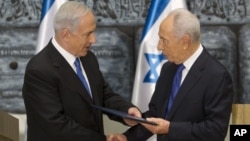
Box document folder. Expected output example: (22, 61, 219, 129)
(92, 105, 158, 126)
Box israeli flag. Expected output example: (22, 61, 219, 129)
(132, 1, 187, 140)
(36, 0, 67, 53)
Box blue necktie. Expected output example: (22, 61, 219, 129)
(165, 64, 185, 118)
(74, 58, 92, 98)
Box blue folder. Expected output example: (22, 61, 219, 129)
(91, 105, 158, 126)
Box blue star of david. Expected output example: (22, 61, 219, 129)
(144, 53, 166, 83)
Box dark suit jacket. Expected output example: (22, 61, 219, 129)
(22, 41, 134, 141)
(124, 48, 234, 141)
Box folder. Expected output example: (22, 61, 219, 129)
(92, 105, 158, 126)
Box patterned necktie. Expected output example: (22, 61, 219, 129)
(74, 58, 92, 98)
(165, 64, 185, 118)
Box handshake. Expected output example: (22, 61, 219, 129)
(106, 134, 127, 141)
(99, 106, 170, 141)
(105, 116, 169, 141)
(95, 107, 170, 141)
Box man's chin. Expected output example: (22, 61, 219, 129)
(82, 52, 88, 56)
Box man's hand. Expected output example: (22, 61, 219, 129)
(107, 134, 127, 141)
(141, 117, 170, 134)
(123, 107, 141, 126)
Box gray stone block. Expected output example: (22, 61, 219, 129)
(239, 24, 250, 103)
(0, 0, 149, 27)
(0, 28, 37, 113)
(90, 28, 134, 100)
(0, 0, 41, 27)
(188, 0, 250, 24)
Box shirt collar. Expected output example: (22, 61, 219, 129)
(183, 44, 203, 70)
(52, 37, 76, 68)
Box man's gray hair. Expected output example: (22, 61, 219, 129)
(54, 1, 91, 33)
(171, 8, 200, 43)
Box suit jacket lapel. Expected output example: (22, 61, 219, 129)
(167, 49, 208, 119)
(79, 56, 101, 104)
(47, 42, 93, 104)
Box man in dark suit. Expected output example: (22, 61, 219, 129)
(110, 8, 234, 141)
(22, 1, 141, 141)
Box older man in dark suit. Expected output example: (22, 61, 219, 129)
(110, 8, 234, 141)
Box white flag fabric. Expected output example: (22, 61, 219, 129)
(132, 0, 187, 140)
(36, 0, 67, 53)
(24, 1, 67, 140)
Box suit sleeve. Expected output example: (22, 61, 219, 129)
(86, 51, 136, 123)
(123, 63, 172, 140)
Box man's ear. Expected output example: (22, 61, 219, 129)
(61, 28, 70, 41)
(182, 34, 191, 50)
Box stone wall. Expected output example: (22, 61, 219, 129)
(0, 0, 249, 113)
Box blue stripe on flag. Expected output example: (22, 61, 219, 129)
(141, 0, 170, 40)
(40, 0, 55, 22)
